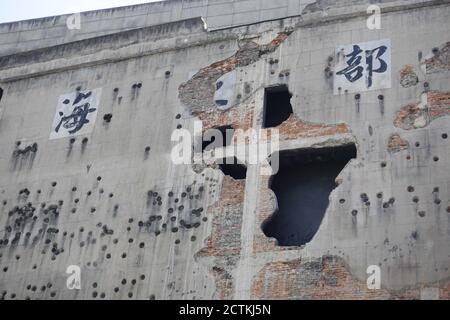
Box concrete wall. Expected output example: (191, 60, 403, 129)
(0, 0, 434, 56)
(0, 0, 449, 300)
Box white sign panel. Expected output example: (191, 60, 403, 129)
(214, 71, 236, 111)
(50, 88, 102, 140)
(334, 39, 391, 94)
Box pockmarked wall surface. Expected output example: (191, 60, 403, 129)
(0, 0, 449, 300)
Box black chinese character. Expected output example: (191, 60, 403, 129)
(365, 45, 387, 88)
(336, 45, 364, 83)
(55, 91, 96, 134)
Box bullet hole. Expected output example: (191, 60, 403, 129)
(262, 85, 293, 128)
(442, 133, 448, 139)
(87, 191, 92, 196)
(92, 292, 98, 298)
(121, 253, 127, 259)
(406, 155, 411, 160)
(418, 211, 426, 217)
(139, 242, 145, 248)
(411, 231, 419, 240)
(90, 207, 96, 213)
(103, 114, 112, 123)
(191, 236, 196, 242)
(433, 156, 439, 162)
(376, 192, 383, 199)
(93, 282, 98, 288)
(412, 196, 419, 203)
(97, 176, 102, 181)
(354, 93, 360, 100)
(435, 198, 441, 205)
(389, 197, 395, 204)
(113, 88, 119, 93)
(378, 95, 384, 100)
(99, 188, 104, 194)
(128, 292, 133, 298)
(69, 138, 76, 144)
(171, 227, 179, 233)
(175, 114, 181, 119)
(0, 87, 3, 102)
(415, 142, 420, 147)
(131, 279, 137, 285)
(218, 157, 247, 180)
(165, 70, 171, 77)
(339, 199, 345, 204)
(80, 227, 84, 232)
(262, 144, 357, 246)
(51, 182, 57, 187)
(446, 206, 450, 213)
(202, 217, 208, 222)
(175, 239, 180, 244)
(140, 275, 145, 280)
(432, 47, 439, 54)
(360, 193, 369, 202)
(128, 238, 133, 243)
(80, 241, 85, 247)
(177, 124, 182, 129)
(407, 186, 415, 192)
(380, 161, 387, 168)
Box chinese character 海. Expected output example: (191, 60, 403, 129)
(55, 91, 96, 135)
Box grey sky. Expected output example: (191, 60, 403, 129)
(0, 0, 162, 23)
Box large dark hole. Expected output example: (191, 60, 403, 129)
(202, 125, 234, 152)
(218, 157, 247, 180)
(262, 144, 357, 246)
(263, 85, 293, 128)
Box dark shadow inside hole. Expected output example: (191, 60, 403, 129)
(218, 157, 247, 180)
(262, 144, 357, 246)
(202, 125, 234, 152)
(263, 85, 293, 128)
(0, 87, 3, 103)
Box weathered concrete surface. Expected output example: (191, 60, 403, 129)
(0, 0, 450, 300)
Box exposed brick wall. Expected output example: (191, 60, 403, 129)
(274, 114, 350, 141)
(251, 255, 450, 299)
(424, 42, 450, 73)
(387, 133, 409, 153)
(399, 64, 419, 87)
(394, 91, 450, 129)
(196, 176, 245, 299)
(178, 31, 292, 115)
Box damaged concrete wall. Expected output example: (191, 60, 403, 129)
(0, 0, 449, 300)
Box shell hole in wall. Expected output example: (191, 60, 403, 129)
(262, 143, 357, 247)
(262, 85, 293, 128)
(218, 157, 247, 180)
